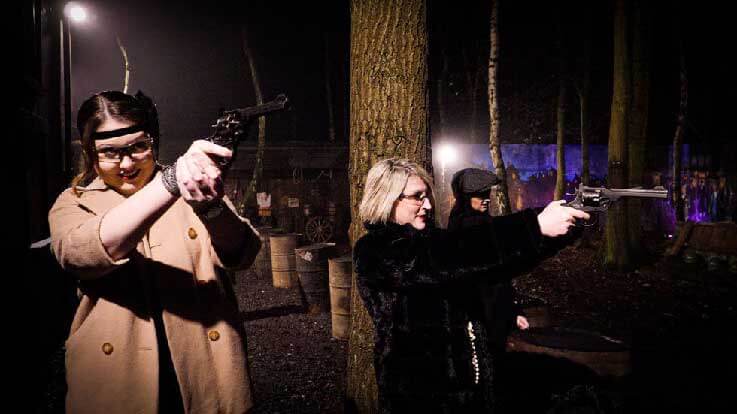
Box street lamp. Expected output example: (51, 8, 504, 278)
(61, 2, 87, 179)
(437, 144, 457, 187)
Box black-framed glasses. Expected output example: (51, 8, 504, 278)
(399, 192, 430, 205)
(96, 136, 154, 163)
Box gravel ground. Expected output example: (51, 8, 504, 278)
(233, 267, 348, 414)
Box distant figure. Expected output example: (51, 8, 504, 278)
(354, 158, 588, 413)
(448, 168, 532, 409)
(49, 91, 261, 413)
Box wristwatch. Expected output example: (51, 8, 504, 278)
(197, 200, 225, 221)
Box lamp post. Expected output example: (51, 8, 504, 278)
(61, 2, 87, 179)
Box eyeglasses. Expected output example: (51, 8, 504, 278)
(96, 137, 154, 163)
(399, 192, 430, 205)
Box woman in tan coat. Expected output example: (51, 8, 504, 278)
(49, 91, 261, 413)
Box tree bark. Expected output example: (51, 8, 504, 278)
(627, 0, 650, 253)
(488, 0, 511, 215)
(346, 1, 429, 412)
(604, 0, 631, 269)
(240, 27, 266, 212)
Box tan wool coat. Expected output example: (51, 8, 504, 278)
(49, 177, 261, 414)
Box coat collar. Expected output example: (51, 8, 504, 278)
(364, 221, 427, 239)
(74, 176, 127, 215)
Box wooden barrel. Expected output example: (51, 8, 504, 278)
(329, 255, 352, 340)
(506, 327, 631, 378)
(295, 244, 335, 314)
(270, 233, 299, 288)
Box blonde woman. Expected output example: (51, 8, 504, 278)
(354, 158, 587, 413)
(49, 91, 260, 413)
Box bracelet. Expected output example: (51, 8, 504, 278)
(161, 163, 180, 196)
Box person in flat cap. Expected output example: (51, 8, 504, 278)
(449, 168, 501, 219)
(448, 167, 531, 410)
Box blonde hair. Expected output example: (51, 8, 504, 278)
(359, 158, 435, 224)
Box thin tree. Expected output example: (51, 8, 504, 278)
(488, 0, 511, 214)
(672, 16, 688, 222)
(116, 36, 131, 94)
(325, 33, 336, 142)
(627, 0, 650, 253)
(604, 0, 631, 269)
(346, 1, 430, 412)
(554, 13, 568, 201)
(240, 26, 267, 213)
(578, 6, 592, 186)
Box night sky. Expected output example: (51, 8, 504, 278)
(67, 0, 732, 167)
(70, 0, 349, 163)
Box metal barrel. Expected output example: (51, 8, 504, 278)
(328, 255, 353, 340)
(295, 243, 335, 314)
(270, 233, 299, 288)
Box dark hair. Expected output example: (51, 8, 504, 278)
(72, 90, 160, 195)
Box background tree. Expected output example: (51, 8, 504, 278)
(672, 13, 688, 223)
(325, 33, 337, 143)
(604, 0, 631, 269)
(554, 11, 568, 201)
(240, 26, 267, 212)
(488, 0, 511, 214)
(116, 36, 131, 94)
(627, 0, 650, 254)
(577, 5, 592, 186)
(346, 0, 430, 412)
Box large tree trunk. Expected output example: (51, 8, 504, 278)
(241, 27, 266, 211)
(554, 19, 567, 201)
(627, 0, 650, 254)
(346, 1, 429, 412)
(488, 0, 511, 215)
(604, 0, 631, 269)
(672, 25, 687, 223)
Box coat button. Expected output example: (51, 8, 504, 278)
(102, 342, 114, 355)
(208, 330, 220, 341)
(188, 228, 198, 239)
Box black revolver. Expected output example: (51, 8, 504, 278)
(562, 184, 668, 213)
(207, 94, 289, 169)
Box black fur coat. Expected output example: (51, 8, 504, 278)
(354, 209, 545, 413)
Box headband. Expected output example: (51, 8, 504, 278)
(92, 124, 146, 140)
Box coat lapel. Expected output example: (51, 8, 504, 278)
(75, 177, 126, 215)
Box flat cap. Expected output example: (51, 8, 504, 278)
(451, 168, 500, 197)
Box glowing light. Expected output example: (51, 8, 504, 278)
(65, 3, 88, 23)
(437, 145, 457, 165)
